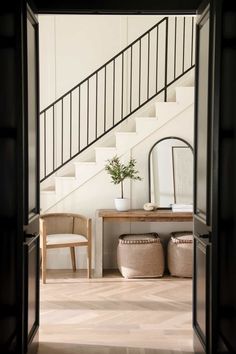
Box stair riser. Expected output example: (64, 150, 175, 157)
(155, 102, 193, 119)
(135, 119, 159, 133)
(55, 179, 78, 198)
(176, 87, 194, 104)
(95, 148, 117, 163)
(115, 134, 139, 151)
(75, 164, 102, 185)
(40, 194, 58, 212)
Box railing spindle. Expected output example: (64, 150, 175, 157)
(147, 32, 150, 99)
(121, 52, 124, 120)
(70, 92, 72, 158)
(95, 73, 98, 139)
(191, 17, 194, 66)
(139, 39, 142, 105)
(164, 18, 169, 102)
(182, 17, 186, 73)
(78, 86, 80, 152)
(44, 111, 46, 178)
(61, 99, 63, 164)
(52, 105, 55, 171)
(156, 27, 159, 93)
(174, 17, 177, 80)
(113, 60, 115, 125)
(104, 66, 106, 132)
(130, 45, 133, 113)
(87, 79, 89, 145)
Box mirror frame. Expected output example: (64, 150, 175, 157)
(148, 136, 194, 206)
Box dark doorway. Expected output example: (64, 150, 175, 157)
(1, 1, 236, 354)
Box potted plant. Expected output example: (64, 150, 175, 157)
(105, 155, 142, 211)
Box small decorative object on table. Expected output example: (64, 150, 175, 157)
(105, 155, 142, 211)
(143, 202, 157, 211)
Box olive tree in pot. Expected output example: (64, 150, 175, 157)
(105, 155, 142, 211)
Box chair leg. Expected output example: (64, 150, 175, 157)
(87, 243, 91, 278)
(70, 247, 76, 272)
(41, 245, 47, 284)
(40, 248, 42, 268)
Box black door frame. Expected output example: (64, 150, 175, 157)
(1, 0, 225, 353)
(29, 0, 201, 15)
(34, 0, 201, 350)
(31, 2, 230, 353)
(33, 0, 200, 348)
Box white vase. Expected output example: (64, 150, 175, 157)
(114, 198, 130, 211)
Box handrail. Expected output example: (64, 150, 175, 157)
(40, 16, 195, 182)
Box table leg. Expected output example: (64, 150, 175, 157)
(94, 213, 103, 277)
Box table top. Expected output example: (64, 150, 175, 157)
(96, 209, 193, 222)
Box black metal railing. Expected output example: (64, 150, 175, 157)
(40, 16, 195, 182)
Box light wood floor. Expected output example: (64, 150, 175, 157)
(38, 270, 193, 354)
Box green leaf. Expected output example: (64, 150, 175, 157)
(105, 155, 142, 197)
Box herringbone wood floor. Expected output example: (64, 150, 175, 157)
(38, 270, 193, 354)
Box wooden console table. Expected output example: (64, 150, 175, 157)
(95, 209, 193, 277)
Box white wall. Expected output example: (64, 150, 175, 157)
(46, 104, 194, 269)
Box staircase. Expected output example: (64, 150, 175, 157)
(40, 16, 195, 212)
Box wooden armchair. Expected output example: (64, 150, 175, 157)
(40, 213, 92, 283)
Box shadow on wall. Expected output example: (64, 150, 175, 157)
(38, 342, 193, 354)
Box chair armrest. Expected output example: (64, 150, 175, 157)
(87, 218, 92, 243)
(73, 215, 92, 242)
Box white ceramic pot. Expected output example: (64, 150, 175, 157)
(114, 198, 130, 211)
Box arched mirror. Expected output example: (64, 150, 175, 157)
(148, 137, 193, 208)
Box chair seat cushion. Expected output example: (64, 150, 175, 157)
(47, 233, 87, 245)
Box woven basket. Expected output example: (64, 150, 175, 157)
(167, 232, 193, 278)
(117, 233, 164, 278)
